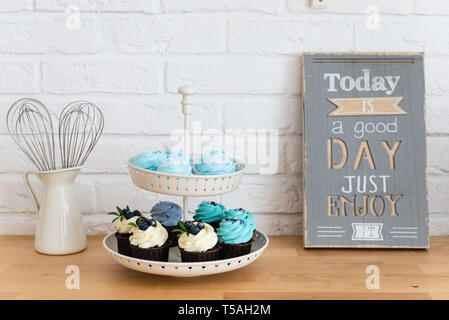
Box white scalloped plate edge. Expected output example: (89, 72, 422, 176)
(103, 230, 269, 277)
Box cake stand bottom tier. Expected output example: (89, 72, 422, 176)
(103, 231, 269, 277)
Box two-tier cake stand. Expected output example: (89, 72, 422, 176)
(103, 86, 269, 277)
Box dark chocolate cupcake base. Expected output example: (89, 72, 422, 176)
(131, 241, 171, 262)
(220, 239, 253, 259)
(208, 220, 221, 230)
(179, 245, 221, 262)
(164, 224, 180, 247)
(115, 232, 133, 257)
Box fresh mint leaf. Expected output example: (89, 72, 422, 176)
(178, 221, 188, 232)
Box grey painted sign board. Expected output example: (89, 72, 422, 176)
(302, 53, 429, 248)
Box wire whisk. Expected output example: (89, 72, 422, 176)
(6, 98, 104, 171)
(6, 98, 56, 171)
(59, 101, 104, 169)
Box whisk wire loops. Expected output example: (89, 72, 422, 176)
(6, 98, 104, 171)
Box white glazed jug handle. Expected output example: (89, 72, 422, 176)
(23, 171, 40, 212)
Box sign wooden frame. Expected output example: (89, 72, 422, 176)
(302, 52, 429, 249)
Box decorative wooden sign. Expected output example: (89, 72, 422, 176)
(302, 53, 429, 248)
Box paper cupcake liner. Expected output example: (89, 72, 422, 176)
(179, 245, 221, 262)
(220, 239, 253, 259)
(115, 232, 133, 257)
(130, 240, 171, 262)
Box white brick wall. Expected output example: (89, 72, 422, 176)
(0, 0, 449, 236)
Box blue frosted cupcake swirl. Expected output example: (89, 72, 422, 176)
(151, 201, 182, 227)
(217, 216, 253, 244)
(133, 151, 166, 170)
(166, 150, 192, 163)
(166, 150, 183, 159)
(193, 150, 235, 175)
(193, 201, 227, 223)
(157, 157, 192, 175)
(223, 208, 256, 231)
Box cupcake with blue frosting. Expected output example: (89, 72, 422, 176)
(157, 157, 192, 175)
(193, 201, 227, 230)
(151, 201, 182, 247)
(133, 151, 166, 171)
(223, 208, 256, 232)
(217, 215, 255, 259)
(165, 150, 187, 160)
(193, 150, 235, 175)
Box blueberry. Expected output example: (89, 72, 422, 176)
(123, 210, 134, 220)
(197, 222, 205, 229)
(148, 219, 157, 227)
(138, 221, 149, 231)
(132, 210, 141, 217)
(136, 217, 149, 230)
(210, 201, 217, 206)
(184, 221, 194, 227)
(189, 225, 200, 235)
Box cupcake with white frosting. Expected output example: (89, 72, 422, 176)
(129, 217, 171, 261)
(108, 205, 141, 257)
(173, 221, 221, 262)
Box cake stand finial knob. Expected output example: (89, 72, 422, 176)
(178, 86, 196, 115)
(178, 86, 196, 96)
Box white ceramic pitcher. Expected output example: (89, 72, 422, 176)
(23, 166, 86, 255)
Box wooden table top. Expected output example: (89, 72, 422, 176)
(1, 235, 449, 300)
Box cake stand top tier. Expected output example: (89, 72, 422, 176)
(128, 160, 245, 196)
(127, 86, 246, 197)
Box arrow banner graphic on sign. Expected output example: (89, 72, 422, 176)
(328, 97, 406, 116)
